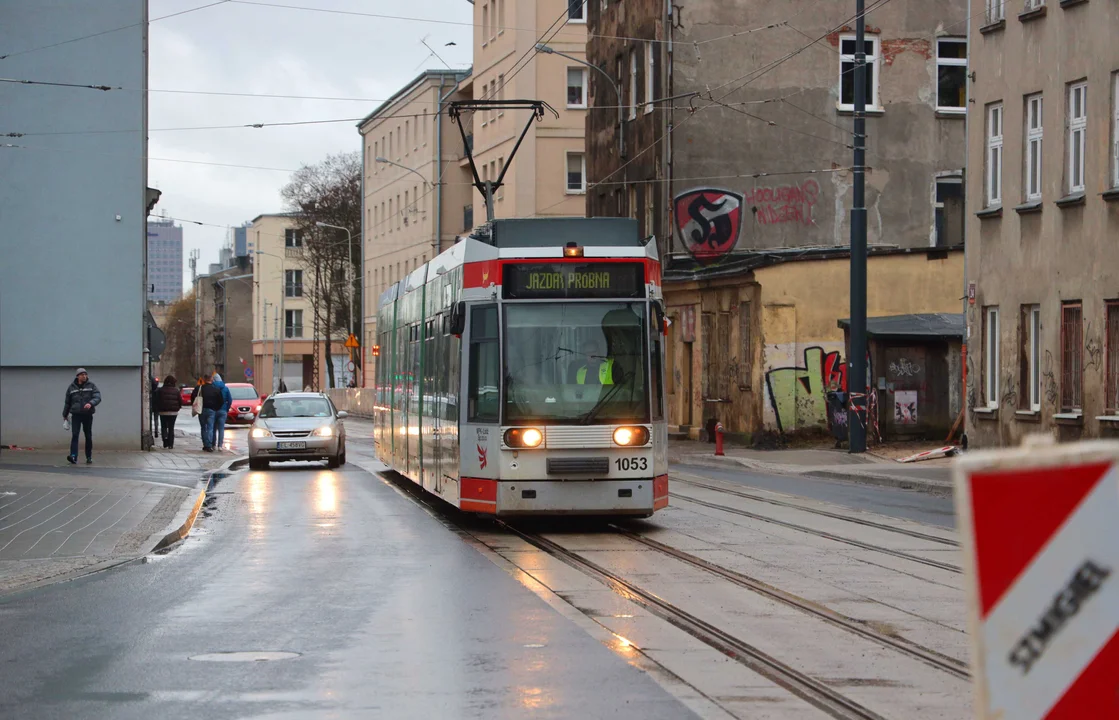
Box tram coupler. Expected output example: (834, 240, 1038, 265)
(714, 422, 725, 456)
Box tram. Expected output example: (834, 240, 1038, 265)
(373, 217, 668, 516)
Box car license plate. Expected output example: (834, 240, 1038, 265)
(276, 441, 306, 450)
(239, 413, 254, 420)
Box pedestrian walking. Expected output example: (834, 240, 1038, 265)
(197, 374, 223, 452)
(63, 368, 101, 464)
(211, 373, 233, 451)
(156, 375, 183, 449)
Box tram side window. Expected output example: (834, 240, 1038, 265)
(468, 305, 500, 422)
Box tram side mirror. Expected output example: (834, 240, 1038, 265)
(653, 303, 666, 335)
(449, 301, 467, 337)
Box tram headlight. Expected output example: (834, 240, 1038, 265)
(504, 427, 544, 448)
(613, 426, 650, 447)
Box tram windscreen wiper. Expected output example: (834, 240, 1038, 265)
(578, 380, 625, 425)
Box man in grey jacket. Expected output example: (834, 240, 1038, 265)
(63, 368, 101, 464)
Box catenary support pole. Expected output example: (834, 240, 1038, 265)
(848, 0, 868, 454)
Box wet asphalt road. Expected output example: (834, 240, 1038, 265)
(674, 463, 957, 528)
(0, 455, 695, 719)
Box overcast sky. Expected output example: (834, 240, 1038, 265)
(149, 0, 475, 288)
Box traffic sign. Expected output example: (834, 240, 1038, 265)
(954, 440, 1119, 720)
(244, 367, 254, 380)
(347, 361, 355, 372)
(344, 334, 360, 349)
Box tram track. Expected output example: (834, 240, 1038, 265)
(671, 472, 959, 547)
(669, 492, 963, 574)
(609, 526, 970, 681)
(496, 519, 891, 720)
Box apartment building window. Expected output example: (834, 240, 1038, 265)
(482, 3, 489, 44)
(284, 228, 303, 248)
(628, 185, 637, 220)
(986, 103, 1004, 207)
(566, 152, 586, 193)
(285, 309, 303, 339)
(936, 39, 967, 112)
(1068, 82, 1087, 194)
(404, 190, 410, 226)
(1106, 302, 1119, 413)
(567, 0, 585, 22)
(984, 306, 1000, 408)
(986, 0, 1005, 23)
(934, 176, 963, 246)
(497, 0, 504, 33)
(567, 67, 588, 108)
(838, 35, 879, 110)
(397, 194, 402, 229)
(1025, 94, 1044, 201)
(1020, 305, 1041, 411)
(498, 74, 505, 110)
(645, 42, 655, 114)
(1061, 302, 1083, 412)
(1024, 0, 1044, 10)
(285, 269, 303, 298)
(1112, 73, 1119, 188)
(644, 186, 655, 237)
(497, 158, 504, 200)
(628, 49, 638, 120)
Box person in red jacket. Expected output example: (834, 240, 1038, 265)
(156, 375, 184, 448)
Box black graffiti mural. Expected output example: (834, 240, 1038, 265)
(673, 188, 744, 263)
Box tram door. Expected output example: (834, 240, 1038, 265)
(460, 304, 500, 482)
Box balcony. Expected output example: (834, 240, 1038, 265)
(285, 246, 304, 259)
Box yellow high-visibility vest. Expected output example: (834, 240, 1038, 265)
(576, 359, 614, 385)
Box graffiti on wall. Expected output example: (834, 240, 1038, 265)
(888, 358, 922, 378)
(745, 179, 821, 226)
(673, 188, 744, 263)
(764, 346, 844, 434)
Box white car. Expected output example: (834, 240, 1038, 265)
(247, 392, 347, 470)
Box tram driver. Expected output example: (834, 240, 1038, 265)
(570, 338, 615, 386)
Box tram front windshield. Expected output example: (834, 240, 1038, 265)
(504, 302, 649, 425)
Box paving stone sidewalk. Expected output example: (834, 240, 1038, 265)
(0, 445, 235, 595)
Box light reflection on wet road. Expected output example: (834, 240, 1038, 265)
(0, 457, 695, 720)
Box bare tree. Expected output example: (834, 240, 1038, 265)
(163, 292, 199, 382)
(280, 152, 361, 389)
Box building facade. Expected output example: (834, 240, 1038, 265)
(468, 0, 588, 225)
(965, 0, 1119, 447)
(587, 0, 971, 441)
(249, 213, 348, 392)
(359, 69, 475, 371)
(0, 0, 149, 449)
(147, 218, 183, 303)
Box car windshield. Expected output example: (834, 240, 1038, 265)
(228, 386, 258, 400)
(259, 397, 333, 418)
(503, 302, 648, 424)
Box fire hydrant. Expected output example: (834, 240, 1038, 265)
(714, 422, 725, 456)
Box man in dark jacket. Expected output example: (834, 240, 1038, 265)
(198, 374, 224, 452)
(63, 368, 101, 464)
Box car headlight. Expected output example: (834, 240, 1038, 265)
(504, 427, 543, 448)
(314, 426, 334, 437)
(250, 428, 271, 438)
(613, 426, 650, 446)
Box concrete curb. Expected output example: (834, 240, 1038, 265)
(153, 455, 249, 552)
(677, 453, 952, 496)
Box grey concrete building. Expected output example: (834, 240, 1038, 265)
(585, 0, 970, 260)
(195, 262, 255, 384)
(147, 218, 183, 303)
(0, 1, 149, 450)
(964, 0, 1119, 447)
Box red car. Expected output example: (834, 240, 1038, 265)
(180, 385, 195, 406)
(225, 383, 264, 424)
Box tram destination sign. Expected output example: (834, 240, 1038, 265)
(503, 262, 644, 299)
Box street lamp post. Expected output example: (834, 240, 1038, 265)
(315, 221, 358, 387)
(256, 250, 285, 392)
(535, 43, 624, 158)
(375, 156, 430, 189)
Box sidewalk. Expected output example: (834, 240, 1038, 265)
(670, 438, 955, 495)
(0, 441, 240, 596)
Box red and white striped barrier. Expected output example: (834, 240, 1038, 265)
(954, 440, 1119, 719)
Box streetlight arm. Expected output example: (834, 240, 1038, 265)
(374, 157, 430, 188)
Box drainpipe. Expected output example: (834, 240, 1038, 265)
(962, 6, 972, 442)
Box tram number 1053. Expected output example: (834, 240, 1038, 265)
(615, 457, 649, 472)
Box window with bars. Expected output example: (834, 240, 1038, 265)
(1068, 82, 1087, 194)
(1025, 94, 1043, 201)
(1019, 305, 1041, 411)
(984, 306, 1000, 407)
(1061, 302, 1083, 412)
(1108, 302, 1119, 414)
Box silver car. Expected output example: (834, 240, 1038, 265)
(247, 393, 348, 470)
